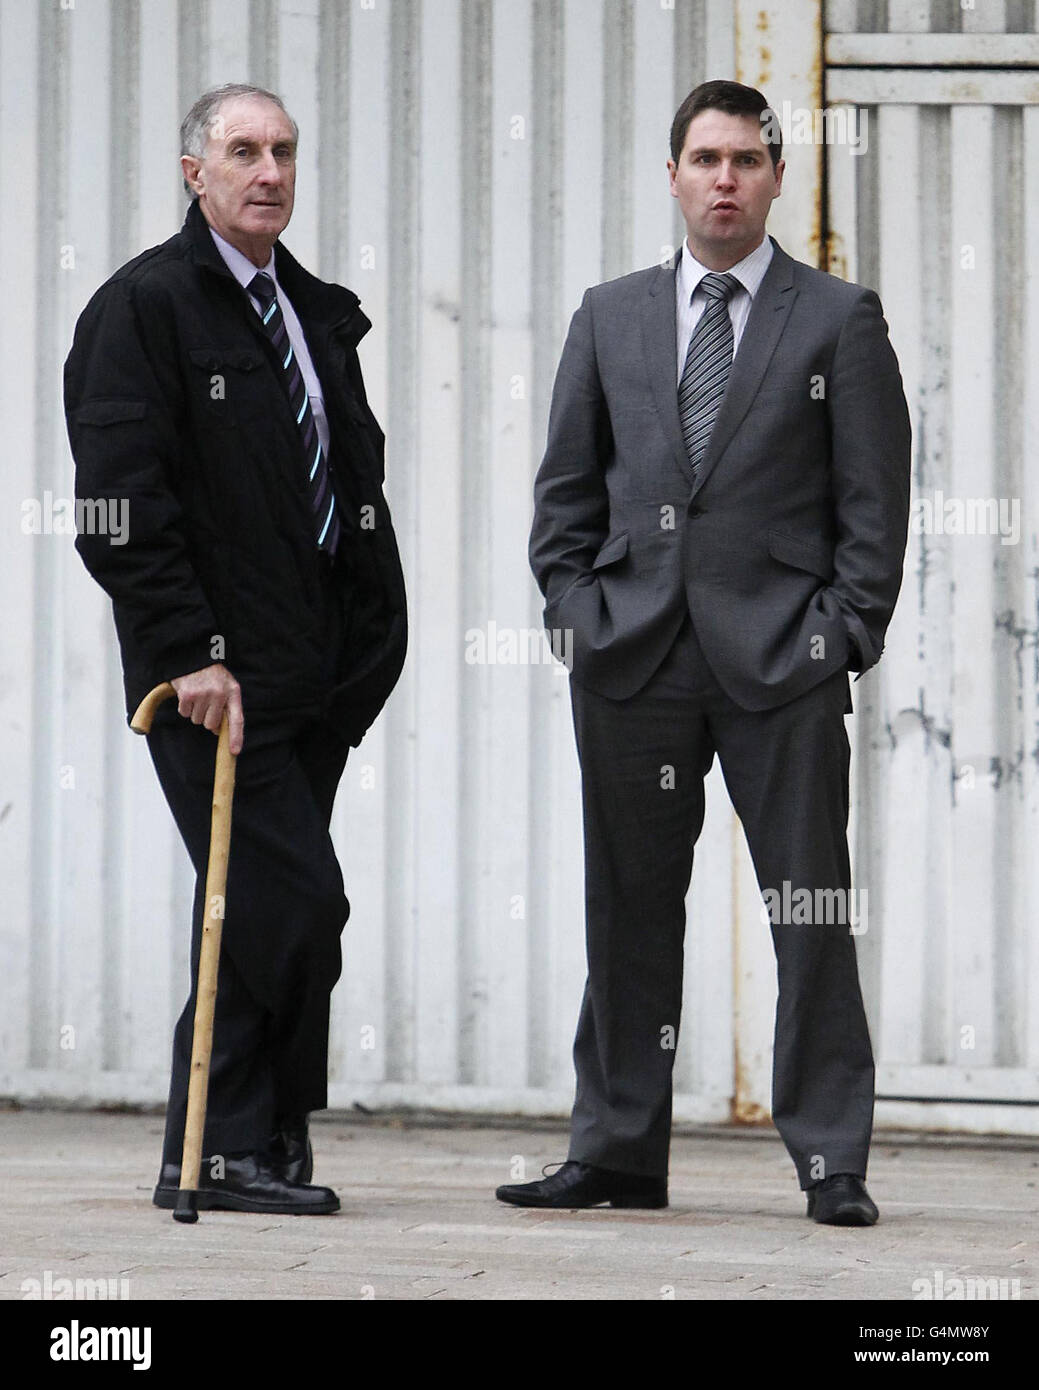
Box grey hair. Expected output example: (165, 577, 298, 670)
(180, 83, 299, 196)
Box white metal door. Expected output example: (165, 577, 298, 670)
(824, 11, 1039, 1133)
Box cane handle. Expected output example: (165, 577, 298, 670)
(130, 682, 177, 735)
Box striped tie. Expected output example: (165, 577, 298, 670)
(678, 272, 740, 477)
(248, 272, 341, 555)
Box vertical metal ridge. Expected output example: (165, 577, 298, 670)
(316, 0, 355, 1095)
(948, 104, 998, 1067)
(847, 109, 881, 1033)
(383, 0, 421, 1084)
(991, 103, 1024, 1067)
(0, 0, 39, 1084)
(1005, 0, 1032, 34)
(993, 107, 1022, 515)
(177, 0, 206, 121)
(601, 0, 633, 281)
(317, 0, 350, 281)
(929, 0, 960, 33)
(99, 0, 141, 1077)
(673, 0, 707, 101)
(29, 0, 68, 1070)
(863, 1, 890, 35)
(916, 104, 950, 1068)
(531, 0, 564, 436)
(672, 0, 707, 254)
(109, 1, 140, 267)
(409, 0, 465, 1086)
(916, 107, 949, 619)
(249, 0, 278, 89)
(853, 109, 879, 294)
(527, 0, 565, 1089)
(457, 0, 492, 1086)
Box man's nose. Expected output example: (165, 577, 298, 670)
(715, 162, 737, 186)
(256, 152, 282, 182)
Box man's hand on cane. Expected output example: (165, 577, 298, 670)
(171, 662, 245, 756)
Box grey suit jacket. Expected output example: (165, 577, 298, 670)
(529, 237, 912, 710)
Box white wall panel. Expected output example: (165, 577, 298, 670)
(0, 0, 747, 1125)
(0, 0, 42, 1090)
(827, 82, 1039, 1133)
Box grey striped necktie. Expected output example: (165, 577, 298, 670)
(248, 271, 341, 556)
(678, 271, 740, 476)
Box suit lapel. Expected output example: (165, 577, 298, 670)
(690, 237, 798, 496)
(640, 251, 699, 485)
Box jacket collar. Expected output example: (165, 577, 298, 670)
(690, 235, 797, 495)
(181, 197, 364, 335)
(641, 233, 798, 490)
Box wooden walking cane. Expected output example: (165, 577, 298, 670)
(131, 681, 238, 1224)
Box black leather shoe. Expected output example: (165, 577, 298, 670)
(153, 1153, 338, 1215)
(807, 1174, 878, 1226)
(495, 1160, 667, 1209)
(266, 1115, 313, 1185)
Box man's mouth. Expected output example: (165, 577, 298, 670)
(712, 201, 739, 211)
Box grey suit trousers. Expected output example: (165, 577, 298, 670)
(566, 612, 875, 1189)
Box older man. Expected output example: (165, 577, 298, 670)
(65, 84, 407, 1214)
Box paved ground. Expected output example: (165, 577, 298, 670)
(1, 1107, 1036, 1301)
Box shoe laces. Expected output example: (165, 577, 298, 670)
(537, 1160, 584, 1191)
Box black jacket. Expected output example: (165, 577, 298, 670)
(65, 199, 407, 745)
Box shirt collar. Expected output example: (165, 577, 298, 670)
(678, 233, 774, 304)
(208, 225, 277, 294)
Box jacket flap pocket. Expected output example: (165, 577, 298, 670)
(188, 347, 262, 372)
(592, 532, 629, 570)
(768, 528, 833, 580)
(73, 398, 147, 426)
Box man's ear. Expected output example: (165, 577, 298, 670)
(772, 157, 785, 198)
(180, 154, 203, 197)
(666, 158, 678, 197)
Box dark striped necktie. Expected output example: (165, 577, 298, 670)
(248, 271, 341, 556)
(678, 271, 740, 477)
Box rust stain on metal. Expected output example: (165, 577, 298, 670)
(733, 5, 771, 85)
(730, 1076, 772, 1127)
(734, 3, 743, 82)
(825, 228, 848, 280)
(755, 9, 772, 86)
(730, 812, 772, 1127)
(807, 4, 824, 268)
(732, 2, 827, 1125)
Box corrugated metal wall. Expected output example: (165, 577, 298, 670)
(825, 0, 1039, 1132)
(2, 0, 1036, 1136)
(1, 0, 749, 1123)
